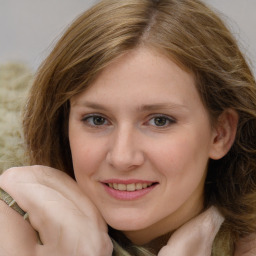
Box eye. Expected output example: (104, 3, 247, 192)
(82, 115, 109, 127)
(147, 115, 175, 127)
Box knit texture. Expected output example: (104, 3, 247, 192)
(0, 63, 32, 173)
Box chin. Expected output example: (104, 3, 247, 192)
(104, 213, 154, 232)
(107, 219, 145, 231)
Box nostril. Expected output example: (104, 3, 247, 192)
(106, 147, 145, 171)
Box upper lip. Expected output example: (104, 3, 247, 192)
(102, 179, 158, 184)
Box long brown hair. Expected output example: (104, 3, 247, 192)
(23, 0, 256, 254)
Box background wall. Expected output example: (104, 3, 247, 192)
(0, 0, 255, 76)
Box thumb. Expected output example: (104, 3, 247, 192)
(158, 206, 224, 256)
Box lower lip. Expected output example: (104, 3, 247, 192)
(102, 183, 157, 200)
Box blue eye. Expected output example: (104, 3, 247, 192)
(82, 115, 108, 126)
(148, 115, 175, 127)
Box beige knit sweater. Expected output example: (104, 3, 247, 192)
(0, 63, 33, 173)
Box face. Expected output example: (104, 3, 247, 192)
(69, 47, 217, 244)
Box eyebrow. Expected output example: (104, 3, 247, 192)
(72, 101, 188, 112)
(74, 101, 107, 110)
(138, 103, 188, 112)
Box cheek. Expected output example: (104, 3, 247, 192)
(150, 133, 210, 179)
(150, 135, 209, 211)
(69, 134, 104, 178)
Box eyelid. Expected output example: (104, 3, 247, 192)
(81, 113, 105, 119)
(148, 113, 176, 121)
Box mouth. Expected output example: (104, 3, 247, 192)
(106, 182, 157, 191)
(102, 180, 158, 200)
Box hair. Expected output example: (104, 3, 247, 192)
(23, 0, 256, 255)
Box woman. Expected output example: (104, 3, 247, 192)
(0, 0, 256, 255)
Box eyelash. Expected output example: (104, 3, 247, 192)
(81, 114, 176, 128)
(81, 114, 110, 127)
(145, 114, 176, 128)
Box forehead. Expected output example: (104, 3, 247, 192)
(71, 47, 200, 111)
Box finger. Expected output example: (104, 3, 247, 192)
(0, 166, 106, 232)
(158, 206, 224, 256)
(0, 167, 110, 252)
(33, 225, 113, 256)
(0, 179, 90, 246)
(0, 166, 101, 219)
(190, 206, 224, 238)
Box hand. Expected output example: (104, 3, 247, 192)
(235, 233, 256, 256)
(0, 200, 39, 256)
(158, 206, 224, 256)
(0, 166, 113, 256)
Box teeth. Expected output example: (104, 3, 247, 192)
(127, 183, 136, 191)
(107, 182, 153, 191)
(117, 184, 126, 191)
(135, 183, 142, 190)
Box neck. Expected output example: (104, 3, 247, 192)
(109, 227, 172, 254)
(143, 231, 173, 254)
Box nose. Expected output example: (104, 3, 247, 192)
(106, 125, 145, 171)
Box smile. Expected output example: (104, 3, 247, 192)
(103, 181, 158, 200)
(107, 183, 153, 191)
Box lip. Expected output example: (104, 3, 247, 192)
(101, 179, 158, 200)
(102, 179, 156, 184)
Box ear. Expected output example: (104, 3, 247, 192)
(209, 109, 239, 160)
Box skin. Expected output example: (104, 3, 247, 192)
(0, 47, 246, 255)
(0, 169, 253, 255)
(158, 206, 224, 255)
(0, 166, 113, 256)
(69, 46, 229, 245)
